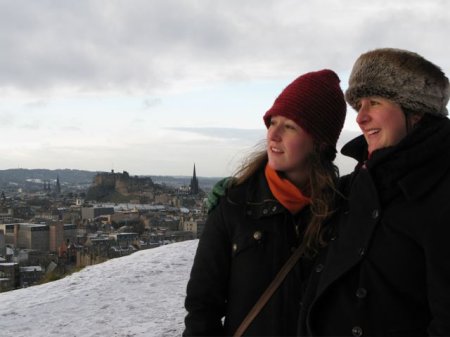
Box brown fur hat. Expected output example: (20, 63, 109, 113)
(345, 48, 449, 116)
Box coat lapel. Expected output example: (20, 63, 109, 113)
(314, 169, 381, 299)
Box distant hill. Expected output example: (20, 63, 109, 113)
(149, 175, 224, 191)
(0, 168, 99, 185)
(85, 171, 160, 202)
(0, 169, 223, 192)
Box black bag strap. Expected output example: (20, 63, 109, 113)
(233, 243, 307, 337)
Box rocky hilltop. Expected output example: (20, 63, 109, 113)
(86, 170, 165, 202)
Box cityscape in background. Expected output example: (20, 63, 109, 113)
(0, 165, 221, 292)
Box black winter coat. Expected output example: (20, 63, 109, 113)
(299, 117, 450, 336)
(184, 167, 313, 336)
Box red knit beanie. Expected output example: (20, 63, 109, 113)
(263, 69, 346, 148)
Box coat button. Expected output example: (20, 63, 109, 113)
(262, 208, 268, 215)
(352, 326, 363, 337)
(356, 287, 367, 299)
(371, 209, 379, 219)
(253, 231, 262, 241)
(272, 205, 278, 212)
(315, 264, 324, 273)
(232, 243, 237, 252)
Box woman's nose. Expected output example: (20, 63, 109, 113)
(356, 101, 369, 125)
(267, 124, 282, 141)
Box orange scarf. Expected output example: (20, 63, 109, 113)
(264, 164, 311, 214)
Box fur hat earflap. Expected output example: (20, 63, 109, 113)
(345, 48, 450, 116)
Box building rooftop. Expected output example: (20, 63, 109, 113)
(20, 266, 43, 272)
(2, 223, 47, 228)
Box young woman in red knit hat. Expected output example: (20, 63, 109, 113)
(183, 70, 347, 336)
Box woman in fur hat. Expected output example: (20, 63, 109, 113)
(298, 48, 450, 336)
(183, 70, 347, 336)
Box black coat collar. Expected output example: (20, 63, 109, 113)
(341, 117, 450, 201)
(226, 166, 286, 219)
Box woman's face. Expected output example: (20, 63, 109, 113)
(356, 97, 408, 154)
(266, 115, 314, 186)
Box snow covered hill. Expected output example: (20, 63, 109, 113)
(0, 240, 199, 337)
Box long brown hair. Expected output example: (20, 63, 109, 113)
(232, 141, 340, 256)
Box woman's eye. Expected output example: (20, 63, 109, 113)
(285, 124, 296, 130)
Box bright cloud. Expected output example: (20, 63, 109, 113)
(0, 0, 448, 176)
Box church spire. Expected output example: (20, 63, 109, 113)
(56, 175, 61, 194)
(190, 164, 199, 195)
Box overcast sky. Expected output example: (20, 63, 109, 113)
(0, 0, 448, 177)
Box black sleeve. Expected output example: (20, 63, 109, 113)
(426, 206, 450, 335)
(183, 199, 231, 336)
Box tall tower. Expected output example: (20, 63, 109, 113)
(190, 164, 199, 195)
(55, 175, 61, 195)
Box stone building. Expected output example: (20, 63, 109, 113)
(15, 224, 50, 251)
(0, 230, 5, 257)
(49, 223, 77, 252)
(0, 262, 19, 292)
(81, 206, 114, 221)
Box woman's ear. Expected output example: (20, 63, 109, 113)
(410, 113, 424, 126)
(407, 112, 424, 130)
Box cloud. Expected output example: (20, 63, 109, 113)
(0, 1, 447, 177)
(167, 127, 265, 143)
(0, 112, 15, 126)
(23, 100, 49, 109)
(1, 0, 448, 96)
(143, 98, 162, 109)
(337, 130, 361, 149)
(61, 126, 82, 132)
(20, 120, 42, 130)
(169, 127, 361, 149)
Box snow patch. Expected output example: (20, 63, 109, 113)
(0, 240, 198, 337)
